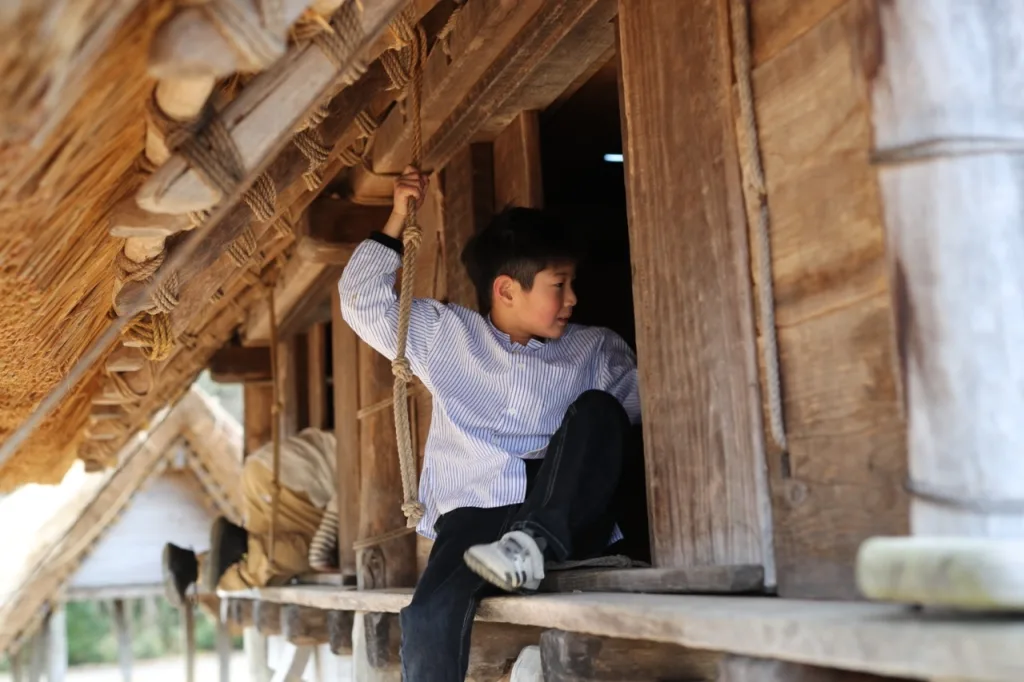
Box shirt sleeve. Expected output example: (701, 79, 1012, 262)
(338, 237, 445, 379)
(595, 330, 642, 424)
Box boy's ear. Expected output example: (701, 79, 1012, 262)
(493, 275, 517, 307)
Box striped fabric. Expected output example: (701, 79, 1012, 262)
(339, 238, 641, 540)
(308, 508, 339, 571)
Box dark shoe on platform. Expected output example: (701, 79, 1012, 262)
(205, 516, 249, 592)
(162, 543, 198, 608)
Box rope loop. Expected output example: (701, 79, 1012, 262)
(391, 357, 413, 383)
(203, 0, 287, 72)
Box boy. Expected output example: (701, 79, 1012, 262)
(339, 168, 640, 681)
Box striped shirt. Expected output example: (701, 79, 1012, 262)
(339, 237, 641, 539)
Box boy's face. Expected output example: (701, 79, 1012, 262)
(506, 263, 577, 340)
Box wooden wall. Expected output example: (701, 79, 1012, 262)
(748, 0, 907, 598)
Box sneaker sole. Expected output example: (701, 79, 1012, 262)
(463, 550, 540, 595)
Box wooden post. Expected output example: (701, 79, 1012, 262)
(46, 605, 67, 682)
(443, 143, 495, 310)
(216, 618, 232, 682)
(277, 336, 301, 437)
(327, 610, 355, 656)
(856, 1, 1024, 610)
(11, 646, 25, 682)
(493, 112, 543, 210)
(244, 627, 273, 682)
(616, 0, 774, 582)
(539, 629, 718, 682)
(28, 628, 46, 682)
(352, 612, 401, 682)
(254, 601, 283, 637)
(306, 323, 328, 430)
(717, 655, 906, 682)
(331, 289, 361, 580)
(112, 599, 132, 682)
(244, 383, 275, 457)
(356, 340, 417, 590)
(282, 605, 329, 646)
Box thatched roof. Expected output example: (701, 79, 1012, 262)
(0, 385, 242, 655)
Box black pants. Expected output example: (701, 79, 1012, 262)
(399, 390, 630, 682)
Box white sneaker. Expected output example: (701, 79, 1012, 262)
(463, 530, 546, 592)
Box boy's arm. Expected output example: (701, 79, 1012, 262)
(339, 167, 443, 372)
(596, 331, 642, 424)
(339, 235, 444, 370)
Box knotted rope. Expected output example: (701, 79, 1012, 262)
(389, 7, 428, 528)
(202, 0, 288, 72)
(729, 0, 787, 454)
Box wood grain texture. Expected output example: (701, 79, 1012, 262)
(493, 111, 543, 210)
(210, 346, 271, 383)
(243, 383, 275, 457)
(540, 565, 763, 595)
(617, 0, 773, 576)
(442, 143, 493, 310)
(254, 600, 282, 636)
(357, 340, 416, 589)
(751, 0, 848, 67)
(371, 0, 545, 175)
(872, 1, 1024, 539)
(718, 655, 907, 682)
(540, 629, 719, 682)
(332, 290, 361, 578)
(328, 609, 355, 656)
(751, 0, 907, 599)
(306, 323, 328, 430)
(282, 605, 329, 646)
(234, 586, 1024, 682)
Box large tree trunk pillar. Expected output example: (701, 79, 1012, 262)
(857, 1, 1024, 610)
(616, 0, 774, 583)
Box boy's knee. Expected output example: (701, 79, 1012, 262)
(573, 390, 628, 427)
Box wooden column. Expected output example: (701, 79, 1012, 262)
(243, 383, 275, 457)
(244, 627, 273, 682)
(46, 606, 67, 682)
(856, 1, 1024, 610)
(216, 618, 231, 682)
(331, 289, 361, 580)
(356, 341, 417, 590)
(328, 610, 355, 656)
(10, 646, 25, 682)
(352, 612, 401, 682)
(493, 111, 543, 209)
(282, 605, 329, 646)
(306, 323, 329, 430)
(617, 0, 774, 581)
(718, 655, 906, 682)
(539, 629, 718, 681)
(28, 628, 46, 682)
(112, 599, 131, 682)
(443, 143, 495, 310)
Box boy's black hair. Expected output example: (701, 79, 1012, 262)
(460, 206, 578, 313)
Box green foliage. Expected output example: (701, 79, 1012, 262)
(66, 601, 112, 665)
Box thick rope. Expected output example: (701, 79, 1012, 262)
(123, 312, 175, 361)
(294, 127, 331, 190)
(266, 284, 284, 573)
(729, 0, 787, 453)
(389, 7, 428, 527)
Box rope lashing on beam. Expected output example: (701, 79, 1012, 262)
(729, 0, 787, 454)
(202, 0, 288, 72)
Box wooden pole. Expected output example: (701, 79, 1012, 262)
(306, 324, 328, 430)
(244, 383, 276, 457)
(857, 1, 1024, 610)
(616, 0, 774, 583)
(244, 627, 273, 682)
(112, 599, 132, 682)
(217, 617, 232, 682)
(28, 628, 45, 682)
(332, 290, 361, 579)
(46, 606, 67, 682)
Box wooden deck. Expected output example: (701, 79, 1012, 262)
(220, 586, 1024, 681)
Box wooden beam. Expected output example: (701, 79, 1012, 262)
(226, 586, 1024, 682)
(617, 0, 774, 578)
(442, 143, 494, 310)
(46, 606, 67, 682)
(306, 324, 328, 430)
(854, 0, 1024, 610)
(718, 655, 906, 682)
(209, 346, 272, 383)
(282, 605, 329, 646)
(357, 340, 417, 589)
(226, 599, 255, 629)
(331, 291, 361, 579)
(254, 601, 282, 637)
(328, 610, 355, 656)
(466, 623, 548, 682)
(493, 111, 543, 209)
(541, 565, 763, 595)
(114, 62, 391, 326)
(243, 201, 390, 345)
(243, 383, 275, 457)
(426, 0, 618, 167)
(112, 600, 132, 682)
(540, 629, 719, 681)
(370, 0, 545, 176)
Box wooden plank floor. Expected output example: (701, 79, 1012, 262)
(219, 586, 1024, 681)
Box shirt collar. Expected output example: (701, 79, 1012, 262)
(486, 316, 548, 352)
